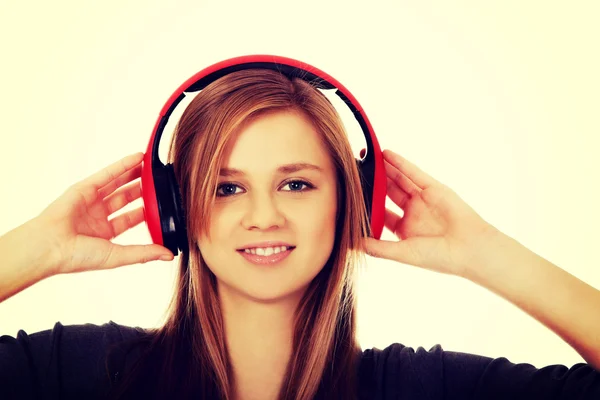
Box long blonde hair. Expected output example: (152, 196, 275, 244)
(110, 68, 370, 399)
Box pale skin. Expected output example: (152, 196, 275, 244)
(363, 149, 600, 372)
(1, 114, 598, 400)
(197, 111, 339, 399)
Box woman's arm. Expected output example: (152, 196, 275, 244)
(464, 230, 600, 371)
(364, 149, 600, 371)
(0, 218, 60, 303)
(0, 152, 172, 305)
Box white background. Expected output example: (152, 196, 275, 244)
(1, 0, 599, 370)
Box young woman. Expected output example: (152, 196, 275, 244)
(1, 69, 599, 400)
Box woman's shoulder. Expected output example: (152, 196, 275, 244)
(1, 319, 148, 352)
(55, 320, 149, 344)
(358, 342, 600, 399)
(2, 319, 148, 340)
(0, 321, 152, 400)
(358, 342, 448, 399)
(2, 320, 151, 359)
(38, 320, 146, 335)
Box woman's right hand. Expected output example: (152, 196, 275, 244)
(34, 152, 174, 276)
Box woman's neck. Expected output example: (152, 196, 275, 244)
(219, 285, 303, 400)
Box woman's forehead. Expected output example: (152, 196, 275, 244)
(219, 162, 324, 178)
(220, 112, 334, 174)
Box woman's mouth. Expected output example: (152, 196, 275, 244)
(237, 246, 296, 266)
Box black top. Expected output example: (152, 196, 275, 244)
(1, 321, 599, 399)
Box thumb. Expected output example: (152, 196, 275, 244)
(363, 236, 423, 267)
(104, 243, 174, 270)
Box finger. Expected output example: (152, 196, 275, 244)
(104, 181, 142, 216)
(385, 175, 412, 209)
(98, 164, 142, 199)
(109, 206, 145, 238)
(100, 242, 174, 270)
(384, 160, 421, 198)
(383, 207, 404, 238)
(83, 152, 144, 192)
(363, 236, 419, 265)
(383, 149, 435, 190)
(364, 236, 438, 268)
(68, 237, 173, 273)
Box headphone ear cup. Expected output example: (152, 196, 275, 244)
(356, 157, 373, 237)
(166, 163, 189, 254)
(154, 163, 189, 255)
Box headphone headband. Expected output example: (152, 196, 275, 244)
(141, 55, 386, 255)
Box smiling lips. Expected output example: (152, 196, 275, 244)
(241, 245, 292, 256)
(237, 246, 295, 265)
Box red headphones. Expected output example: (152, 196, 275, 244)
(141, 55, 386, 256)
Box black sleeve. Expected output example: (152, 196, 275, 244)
(361, 342, 600, 399)
(0, 321, 144, 400)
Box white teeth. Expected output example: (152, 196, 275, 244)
(243, 246, 289, 255)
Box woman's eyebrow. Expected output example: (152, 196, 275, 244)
(219, 162, 323, 177)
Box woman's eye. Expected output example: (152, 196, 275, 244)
(216, 183, 243, 197)
(216, 180, 313, 197)
(281, 180, 312, 192)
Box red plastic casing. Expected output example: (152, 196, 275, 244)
(141, 55, 386, 247)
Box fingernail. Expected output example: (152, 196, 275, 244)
(159, 254, 173, 261)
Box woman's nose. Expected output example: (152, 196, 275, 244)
(241, 193, 285, 230)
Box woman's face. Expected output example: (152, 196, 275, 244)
(197, 110, 338, 303)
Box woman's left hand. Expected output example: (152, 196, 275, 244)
(363, 149, 502, 278)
